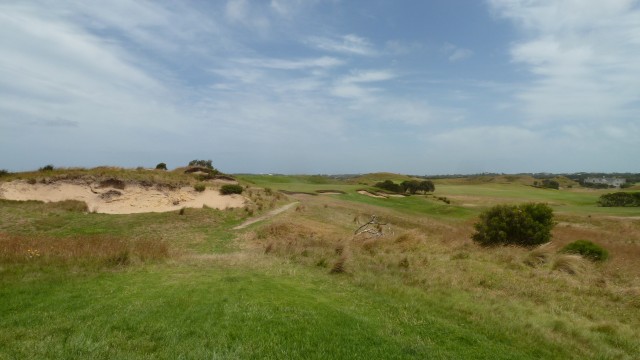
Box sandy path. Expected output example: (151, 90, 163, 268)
(233, 202, 299, 230)
(0, 181, 245, 214)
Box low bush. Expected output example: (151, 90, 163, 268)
(0, 169, 9, 177)
(39, 164, 54, 172)
(155, 162, 167, 170)
(561, 240, 609, 262)
(472, 203, 554, 247)
(220, 184, 243, 195)
(194, 183, 206, 192)
(597, 192, 640, 207)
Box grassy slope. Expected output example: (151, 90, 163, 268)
(1, 171, 639, 359)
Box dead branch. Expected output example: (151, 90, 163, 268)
(354, 215, 391, 238)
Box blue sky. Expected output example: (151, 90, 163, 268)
(1, 0, 639, 174)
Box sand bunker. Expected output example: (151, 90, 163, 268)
(0, 180, 245, 214)
(357, 190, 388, 198)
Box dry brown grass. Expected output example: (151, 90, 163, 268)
(553, 215, 640, 277)
(552, 254, 588, 275)
(0, 233, 169, 266)
(524, 243, 555, 267)
(330, 255, 348, 274)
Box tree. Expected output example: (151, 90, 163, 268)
(155, 163, 167, 170)
(374, 180, 402, 193)
(418, 180, 435, 193)
(401, 180, 420, 194)
(472, 203, 554, 247)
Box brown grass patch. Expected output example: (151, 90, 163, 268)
(330, 255, 348, 274)
(0, 233, 169, 266)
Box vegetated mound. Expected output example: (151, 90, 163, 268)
(0, 167, 245, 214)
(345, 172, 418, 185)
(433, 175, 536, 186)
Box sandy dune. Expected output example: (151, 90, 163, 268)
(0, 181, 245, 214)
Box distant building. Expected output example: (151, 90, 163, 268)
(584, 177, 626, 188)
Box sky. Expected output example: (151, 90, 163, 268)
(1, 0, 639, 175)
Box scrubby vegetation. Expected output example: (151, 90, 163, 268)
(188, 159, 216, 169)
(193, 183, 206, 192)
(472, 203, 555, 246)
(597, 192, 640, 207)
(155, 162, 167, 170)
(220, 184, 243, 195)
(38, 164, 54, 171)
(561, 240, 609, 262)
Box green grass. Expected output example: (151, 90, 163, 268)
(435, 183, 640, 216)
(0, 199, 245, 253)
(340, 192, 473, 220)
(1, 261, 577, 359)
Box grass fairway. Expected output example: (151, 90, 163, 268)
(1, 261, 571, 359)
(1, 171, 639, 359)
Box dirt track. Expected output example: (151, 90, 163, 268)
(233, 202, 299, 230)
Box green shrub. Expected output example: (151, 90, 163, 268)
(561, 240, 609, 262)
(194, 183, 206, 192)
(472, 203, 554, 247)
(155, 162, 167, 170)
(597, 192, 640, 207)
(220, 184, 243, 195)
(0, 169, 9, 177)
(39, 164, 54, 172)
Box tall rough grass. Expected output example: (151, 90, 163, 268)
(0, 234, 169, 267)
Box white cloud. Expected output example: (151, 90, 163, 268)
(225, 0, 270, 31)
(442, 43, 474, 62)
(233, 56, 344, 70)
(489, 0, 640, 123)
(343, 70, 395, 83)
(306, 34, 377, 56)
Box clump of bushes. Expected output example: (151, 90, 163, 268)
(220, 184, 243, 195)
(534, 179, 559, 189)
(472, 203, 554, 247)
(155, 162, 167, 170)
(188, 159, 216, 170)
(0, 169, 9, 177)
(39, 164, 54, 172)
(597, 192, 640, 207)
(561, 240, 609, 262)
(194, 183, 206, 192)
(374, 179, 435, 194)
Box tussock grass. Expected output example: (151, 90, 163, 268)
(552, 254, 587, 275)
(524, 243, 555, 267)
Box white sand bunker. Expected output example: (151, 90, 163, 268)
(0, 181, 246, 214)
(357, 190, 388, 198)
